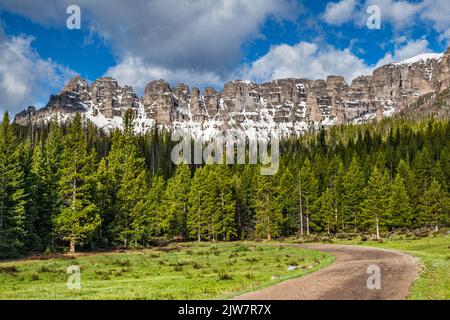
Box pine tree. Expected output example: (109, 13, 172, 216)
(235, 165, 256, 239)
(277, 166, 297, 235)
(108, 110, 149, 247)
(95, 158, 112, 246)
(388, 174, 412, 229)
(327, 156, 345, 233)
(25, 139, 48, 250)
(18, 138, 38, 251)
(209, 165, 237, 241)
(317, 188, 335, 235)
(419, 179, 449, 232)
(253, 174, 283, 240)
(187, 167, 209, 241)
(120, 160, 149, 247)
(0, 113, 26, 258)
(45, 120, 64, 242)
(413, 147, 433, 194)
(144, 175, 166, 238)
(162, 164, 191, 238)
(54, 114, 101, 253)
(342, 157, 365, 232)
(361, 166, 390, 239)
(299, 159, 319, 235)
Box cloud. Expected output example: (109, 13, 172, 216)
(106, 56, 222, 93)
(323, 0, 357, 26)
(0, 0, 299, 91)
(322, 0, 424, 30)
(0, 29, 76, 115)
(239, 37, 440, 85)
(376, 38, 433, 66)
(240, 42, 372, 83)
(365, 0, 423, 28)
(420, 0, 450, 43)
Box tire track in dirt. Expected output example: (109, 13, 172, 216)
(234, 244, 419, 300)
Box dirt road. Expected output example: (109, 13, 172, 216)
(234, 244, 420, 300)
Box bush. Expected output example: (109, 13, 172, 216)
(38, 266, 51, 273)
(217, 271, 233, 280)
(0, 265, 18, 274)
(112, 259, 131, 267)
(173, 265, 183, 272)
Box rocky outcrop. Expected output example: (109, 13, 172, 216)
(14, 49, 450, 135)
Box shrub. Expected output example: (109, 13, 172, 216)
(0, 265, 18, 274)
(173, 265, 183, 272)
(38, 266, 51, 273)
(217, 271, 233, 280)
(112, 259, 131, 267)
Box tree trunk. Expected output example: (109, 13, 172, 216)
(299, 177, 303, 236)
(267, 233, 271, 241)
(69, 240, 75, 254)
(306, 215, 310, 236)
(435, 225, 439, 232)
(334, 207, 338, 232)
(197, 211, 201, 242)
(375, 216, 380, 240)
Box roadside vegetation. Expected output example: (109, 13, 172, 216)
(0, 243, 333, 300)
(330, 233, 450, 300)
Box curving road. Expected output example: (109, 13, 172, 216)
(235, 244, 420, 300)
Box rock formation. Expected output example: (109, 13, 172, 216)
(14, 50, 450, 137)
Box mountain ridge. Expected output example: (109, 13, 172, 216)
(14, 48, 450, 137)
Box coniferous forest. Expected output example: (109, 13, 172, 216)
(1, 110, 449, 259)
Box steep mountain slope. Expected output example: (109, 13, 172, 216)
(14, 48, 450, 137)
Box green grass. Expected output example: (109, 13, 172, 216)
(0, 242, 334, 300)
(335, 234, 450, 300)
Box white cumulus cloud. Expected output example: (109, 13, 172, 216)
(376, 38, 434, 66)
(0, 0, 299, 92)
(323, 0, 357, 26)
(0, 30, 76, 116)
(240, 42, 372, 83)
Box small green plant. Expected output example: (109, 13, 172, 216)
(173, 265, 183, 272)
(0, 265, 18, 274)
(217, 271, 233, 280)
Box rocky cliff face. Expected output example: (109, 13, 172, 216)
(14, 50, 450, 137)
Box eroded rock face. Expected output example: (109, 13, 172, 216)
(143, 80, 176, 125)
(13, 50, 450, 135)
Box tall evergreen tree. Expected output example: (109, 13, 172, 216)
(144, 175, 166, 238)
(187, 167, 209, 241)
(277, 167, 297, 235)
(54, 114, 101, 253)
(342, 157, 365, 232)
(361, 166, 390, 239)
(317, 188, 335, 235)
(162, 164, 191, 238)
(0, 113, 26, 258)
(253, 174, 283, 240)
(235, 165, 256, 239)
(299, 159, 319, 235)
(110, 111, 150, 247)
(419, 179, 449, 232)
(208, 165, 237, 241)
(388, 174, 412, 229)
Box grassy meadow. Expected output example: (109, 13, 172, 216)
(0, 242, 334, 300)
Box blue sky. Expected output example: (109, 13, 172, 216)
(1, 0, 450, 115)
